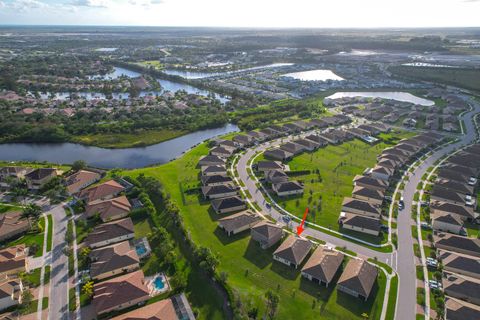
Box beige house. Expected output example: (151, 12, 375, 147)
(85, 196, 132, 222)
(93, 270, 150, 316)
(431, 212, 465, 235)
(272, 181, 304, 197)
(341, 197, 381, 219)
(443, 273, 480, 306)
(273, 235, 312, 269)
(211, 196, 246, 214)
(337, 259, 378, 301)
(218, 210, 261, 236)
(339, 212, 382, 236)
(0, 278, 23, 311)
(86, 218, 135, 249)
(434, 233, 480, 258)
(0, 211, 29, 242)
(77, 180, 125, 203)
(89, 241, 140, 280)
(351, 186, 384, 205)
(251, 221, 283, 249)
(301, 247, 344, 287)
(65, 170, 101, 195)
(25, 168, 58, 190)
(438, 250, 480, 280)
(0, 245, 27, 277)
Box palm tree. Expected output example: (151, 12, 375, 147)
(21, 204, 42, 229)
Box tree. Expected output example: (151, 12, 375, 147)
(21, 204, 42, 229)
(18, 290, 34, 315)
(82, 281, 94, 298)
(264, 290, 279, 319)
(71, 160, 87, 171)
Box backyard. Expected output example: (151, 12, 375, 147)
(120, 142, 388, 320)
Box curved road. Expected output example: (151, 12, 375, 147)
(235, 93, 480, 320)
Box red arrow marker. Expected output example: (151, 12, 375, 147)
(296, 207, 309, 236)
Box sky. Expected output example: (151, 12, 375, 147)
(0, 0, 480, 28)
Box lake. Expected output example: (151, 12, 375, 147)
(0, 124, 239, 169)
(163, 63, 294, 79)
(326, 91, 435, 106)
(281, 69, 344, 81)
(52, 67, 229, 103)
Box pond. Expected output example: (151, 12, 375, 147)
(325, 91, 435, 106)
(281, 69, 344, 81)
(0, 123, 239, 169)
(84, 67, 230, 102)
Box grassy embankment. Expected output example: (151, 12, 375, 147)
(72, 129, 187, 149)
(119, 142, 388, 320)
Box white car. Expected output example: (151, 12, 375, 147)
(468, 177, 477, 186)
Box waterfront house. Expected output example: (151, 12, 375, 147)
(201, 184, 238, 200)
(25, 168, 58, 190)
(201, 174, 233, 186)
(65, 170, 101, 195)
(85, 196, 132, 222)
(77, 180, 125, 203)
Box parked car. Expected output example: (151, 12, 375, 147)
(398, 197, 405, 210)
(282, 215, 291, 223)
(421, 222, 431, 230)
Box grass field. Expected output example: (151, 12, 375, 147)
(72, 129, 187, 148)
(267, 131, 415, 244)
(390, 66, 480, 92)
(46, 215, 53, 252)
(120, 142, 388, 320)
(136, 60, 164, 70)
(0, 203, 23, 213)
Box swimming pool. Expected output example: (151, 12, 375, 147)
(154, 276, 165, 290)
(135, 243, 147, 256)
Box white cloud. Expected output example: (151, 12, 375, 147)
(2, 0, 49, 12)
(71, 0, 111, 8)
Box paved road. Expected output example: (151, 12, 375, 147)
(395, 96, 479, 320)
(236, 133, 392, 263)
(47, 205, 70, 320)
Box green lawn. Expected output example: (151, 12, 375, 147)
(69, 287, 77, 312)
(385, 275, 398, 320)
(3, 217, 45, 257)
(44, 265, 51, 284)
(46, 215, 53, 252)
(23, 268, 41, 287)
(119, 142, 388, 320)
(0, 203, 23, 213)
(269, 132, 414, 244)
(72, 129, 187, 148)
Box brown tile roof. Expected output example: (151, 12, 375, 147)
(65, 170, 101, 194)
(0, 278, 22, 301)
(218, 210, 261, 233)
(89, 241, 139, 279)
(85, 196, 132, 222)
(352, 186, 384, 201)
(302, 247, 344, 284)
(432, 211, 463, 227)
(78, 180, 125, 203)
(0, 211, 29, 239)
(110, 298, 179, 320)
(93, 270, 149, 315)
(0, 245, 26, 275)
(273, 235, 312, 266)
(86, 218, 134, 248)
(338, 259, 378, 298)
(434, 233, 480, 257)
(446, 297, 480, 320)
(251, 221, 283, 240)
